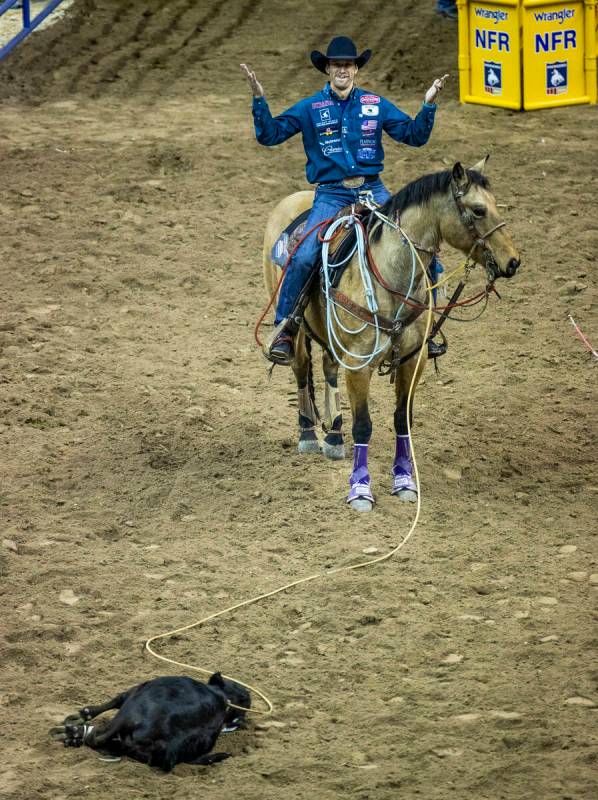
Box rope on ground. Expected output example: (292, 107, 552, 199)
(567, 313, 598, 361)
(146, 233, 434, 716)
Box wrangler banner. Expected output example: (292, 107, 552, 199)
(461, 0, 522, 109)
(457, 0, 596, 109)
(522, 0, 595, 108)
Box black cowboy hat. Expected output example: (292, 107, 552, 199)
(310, 36, 372, 74)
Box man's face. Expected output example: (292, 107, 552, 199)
(326, 59, 357, 94)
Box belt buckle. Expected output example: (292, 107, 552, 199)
(342, 176, 365, 189)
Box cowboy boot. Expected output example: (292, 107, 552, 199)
(267, 269, 319, 365)
(266, 318, 299, 366)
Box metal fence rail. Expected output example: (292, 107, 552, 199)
(0, 0, 65, 61)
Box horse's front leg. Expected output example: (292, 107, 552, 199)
(345, 369, 374, 512)
(392, 354, 426, 502)
(292, 330, 320, 454)
(321, 350, 345, 460)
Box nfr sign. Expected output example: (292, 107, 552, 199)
(521, 0, 594, 110)
(535, 29, 577, 52)
(459, 1, 596, 111)
(466, 3, 521, 108)
(475, 28, 511, 51)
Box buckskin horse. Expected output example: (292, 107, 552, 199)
(262, 159, 520, 511)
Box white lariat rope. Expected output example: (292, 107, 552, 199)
(321, 210, 419, 371)
(144, 212, 435, 718)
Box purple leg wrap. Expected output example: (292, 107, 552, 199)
(391, 435, 418, 495)
(347, 444, 374, 503)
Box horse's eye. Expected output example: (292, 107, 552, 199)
(472, 206, 487, 218)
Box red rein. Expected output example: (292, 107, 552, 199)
(358, 218, 491, 311)
(254, 216, 492, 348)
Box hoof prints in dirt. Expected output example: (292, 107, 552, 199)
(1, 1, 597, 799)
(0, 0, 264, 102)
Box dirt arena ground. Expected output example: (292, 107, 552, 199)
(1, 2, 597, 798)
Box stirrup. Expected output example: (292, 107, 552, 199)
(264, 319, 296, 366)
(427, 330, 448, 360)
(427, 339, 447, 359)
(268, 334, 294, 366)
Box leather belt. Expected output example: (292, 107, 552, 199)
(319, 175, 379, 189)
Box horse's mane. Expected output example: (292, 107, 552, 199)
(371, 168, 490, 243)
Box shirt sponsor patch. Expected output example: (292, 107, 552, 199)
(318, 108, 332, 123)
(361, 119, 378, 135)
(360, 95, 380, 104)
(357, 147, 376, 160)
(323, 145, 343, 156)
(312, 100, 334, 108)
(361, 105, 379, 117)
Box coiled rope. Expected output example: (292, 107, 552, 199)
(320, 213, 420, 371)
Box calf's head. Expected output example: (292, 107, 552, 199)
(209, 672, 251, 725)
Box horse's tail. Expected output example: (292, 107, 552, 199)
(305, 335, 320, 423)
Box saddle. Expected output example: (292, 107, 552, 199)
(270, 204, 449, 370)
(271, 204, 373, 288)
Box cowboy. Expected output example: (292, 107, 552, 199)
(241, 37, 449, 365)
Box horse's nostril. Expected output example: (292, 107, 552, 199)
(506, 257, 520, 277)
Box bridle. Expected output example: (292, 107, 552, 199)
(452, 177, 507, 284)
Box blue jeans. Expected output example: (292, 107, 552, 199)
(275, 178, 392, 324)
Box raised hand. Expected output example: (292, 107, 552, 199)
(424, 74, 450, 104)
(240, 63, 264, 98)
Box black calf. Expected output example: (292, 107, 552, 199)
(50, 673, 250, 772)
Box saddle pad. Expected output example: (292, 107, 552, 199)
(271, 209, 310, 268)
(271, 206, 369, 282)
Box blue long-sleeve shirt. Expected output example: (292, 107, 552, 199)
(252, 82, 436, 185)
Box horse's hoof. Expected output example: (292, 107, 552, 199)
(297, 438, 321, 454)
(395, 489, 418, 503)
(349, 498, 373, 512)
(322, 442, 345, 460)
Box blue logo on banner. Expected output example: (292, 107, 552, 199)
(484, 61, 502, 95)
(546, 61, 568, 94)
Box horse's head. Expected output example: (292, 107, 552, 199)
(444, 157, 520, 283)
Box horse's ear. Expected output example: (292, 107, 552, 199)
(452, 162, 468, 190)
(470, 154, 490, 174)
(209, 672, 226, 688)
